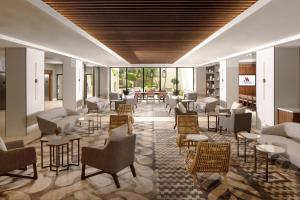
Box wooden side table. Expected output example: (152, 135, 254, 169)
(78, 116, 95, 135)
(207, 112, 218, 132)
(47, 138, 70, 175)
(254, 144, 285, 182)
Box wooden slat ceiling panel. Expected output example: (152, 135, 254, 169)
(42, 0, 257, 64)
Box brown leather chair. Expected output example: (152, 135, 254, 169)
(0, 140, 37, 179)
(81, 134, 136, 188)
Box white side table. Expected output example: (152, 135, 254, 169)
(186, 134, 209, 149)
(254, 144, 286, 182)
(237, 132, 261, 162)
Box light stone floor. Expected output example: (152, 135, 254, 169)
(0, 102, 299, 200)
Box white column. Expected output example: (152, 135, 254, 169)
(63, 58, 84, 110)
(219, 59, 239, 108)
(195, 67, 206, 97)
(256, 47, 275, 128)
(100, 67, 109, 98)
(6, 48, 44, 137)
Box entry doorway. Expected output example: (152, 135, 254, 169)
(44, 70, 52, 101)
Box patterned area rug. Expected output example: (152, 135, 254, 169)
(0, 102, 300, 200)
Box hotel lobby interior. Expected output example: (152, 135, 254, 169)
(1, 0, 300, 199)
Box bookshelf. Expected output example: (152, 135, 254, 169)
(206, 65, 219, 98)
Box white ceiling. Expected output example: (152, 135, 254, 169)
(176, 0, 300, 66)
(1, 0, 300, 68)
(0, 0, 129, 66)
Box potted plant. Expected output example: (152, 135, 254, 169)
(171, 78, 179, 95)
(123, 89, 129, 96)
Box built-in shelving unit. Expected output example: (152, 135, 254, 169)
(206, 65, 220, 99)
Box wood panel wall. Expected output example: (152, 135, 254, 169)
(239, 63, 256, 96)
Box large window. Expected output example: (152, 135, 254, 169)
(144, 68, 160, 91)
(110, 68, 126, 93)
(127, 68, 143, 92)
(110, 67, 194, 95)
(178, 68, 194, 95)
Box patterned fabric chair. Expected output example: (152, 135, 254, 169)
(109, 114, 133, 134)
(0, 140, 38, 179)
(81, 134, 136, 188)
(176, 115, 199, 153)
(185, 142, 231, 186)
(117, 104, 134, 124)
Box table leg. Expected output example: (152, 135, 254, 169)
(49, 146, 52, 171)
(67, 143, 70, 170)
(71, 140, 74, 163)
(237, 136, 240, 157)
(41, 141, 44, 168)
(244, 138, 247, 162)
(266, 152, 269, 182)
(56, 146, 59, 175)
(254, 146, 257, 172)
(92, 120, 95, 134)
(207, 115, 210, 130)
(215, 116, 218, 132)
(77, 139, 80, 166)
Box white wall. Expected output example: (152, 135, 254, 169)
(195, 67, 206, 97)
(256, 47, 275, 128)
(274, 47, 300, 123)
(26, 48, 44, 115)
(76, 60, 84, 102)
(45, 63, 63, 99)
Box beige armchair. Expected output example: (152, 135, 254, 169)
(185, 142, 231, 186)
(0, 140, 37, 179)
(219, 112, 252, 139)
(81, 134, 136, 188)
(195, 97, 218, 113)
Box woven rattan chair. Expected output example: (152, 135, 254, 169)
(109, 114, 133, 135)
(117, 104, 134, 124)
(185, 142, 231, 187)
(176, 115, 200, 154)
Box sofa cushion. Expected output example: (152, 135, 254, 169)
(178, 102, 187, 113)
(282, 122, 300, 141)
(38, 107, 67, 121)
(258, 134, 300, 168)
(230, 102, 242, 112)
(55, 115, 79, 133)
(232, 107, 246, 115)
(0, 137, 7, 151)
(108, 124, 128, 141)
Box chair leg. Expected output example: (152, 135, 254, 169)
(112, 173, 120, 188)
(81, 164, 86, 180)
(33, 163, 38, 180)
(173, 123, 177, 129)
(130, 164, 136, 177)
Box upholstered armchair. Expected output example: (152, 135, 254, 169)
(81, 134, 136, 188)
(0, 140, 37, 179)
(185, 142, 231, 186)
(176, 115, 199, 153)
(174, 103, 198, 129)
(168, 96, 179, 114)
(219, 112, 252, 138)
(195, 97, 218, 113)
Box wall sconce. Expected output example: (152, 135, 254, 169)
(162, 69, 166, 78)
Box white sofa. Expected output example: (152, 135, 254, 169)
(86, 97, 109, 112)
(258, 122, 300, 168)
(195, 97, 218, 113)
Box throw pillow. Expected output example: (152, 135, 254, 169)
(178, 102, 187, 113)
(108, 124, 128, 142)
(232, 107, 246, 114)
(0, 136, 7, 151)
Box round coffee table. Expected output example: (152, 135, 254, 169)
(186, 134, 209, 149)
(254, 144, 286, 182)
(237, 132, 261, 162)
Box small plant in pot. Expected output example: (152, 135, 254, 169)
(171, 78, 179, 96)
(123, 89, 129, 95)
